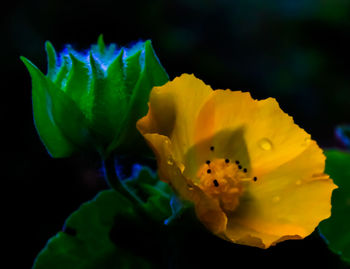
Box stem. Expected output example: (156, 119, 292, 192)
(103, 156, 144, 205)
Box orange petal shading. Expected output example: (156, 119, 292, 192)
(141, 132, 227, 234)
(137, 73, 337, 248)
(223, 141, 336, 248)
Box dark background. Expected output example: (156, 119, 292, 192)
(3, 0, 350, 268)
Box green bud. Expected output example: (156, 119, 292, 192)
(21, 36, 169, 159)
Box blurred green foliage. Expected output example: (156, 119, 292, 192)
(33, 166, 173, 269)
(33, 190, 153, 269)
(319, 150, 350, 264)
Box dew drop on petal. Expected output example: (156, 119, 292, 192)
(302, 137, 311, 146)
(259, 138, 273, 151)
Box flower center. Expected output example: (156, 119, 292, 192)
(196, 158, 252, 213)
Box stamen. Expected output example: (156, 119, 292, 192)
(228, 188, 239, 194)
(196, 158, 248, 213)
(210, 146, 215, 151)
(253, 177, 258, 181)
(235, 160, 240, 164)
(243, 168, 247, 173)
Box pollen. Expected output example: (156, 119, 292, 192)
(196, 158, 252, 212)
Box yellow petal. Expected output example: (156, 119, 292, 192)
(137, 74, 213, 165)
(137, 74, 227, 232)
(195, 195, 228, 234)
(223, 141, 337, 248)
(192, 90, 312, 177)
(141, 132, 227, 233)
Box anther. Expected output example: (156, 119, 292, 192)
(243, 168, 247, 173)
(210, 146, 215, 151)
(225, 159, 230, 163)
(253, 177, 257, 181)
(213, 179, 219, 187)
(238, 165, 242, 169)
(206, 160, 211, 165)
(235, 160, 240, 164)
(207, 169, 211, 174)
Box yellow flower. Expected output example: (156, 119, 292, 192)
(137, 74, 337, 249)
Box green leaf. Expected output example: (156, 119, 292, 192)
(65, 53, 91, 117)
(54, 60, 69, 88)
(107, 49, 125, 94)
(21, 57, 93, 155)
(21, 56, 76, 157)
(104, 49, 128, 131)
(45, 41, 57, 80)
(90, 50, 130, 143)
(124, 165, 173, 222)
(93, 36, 117, 65)
(33, 190, 153, 269)
(47, 79, 93, 152)
(143, 40, 169, 86)
(89, 52, 122, 147)
(319, 149, 350, 264)
(124, 50, 142, 96)
(107, 40, 169, 157)
(97, 34, 106, 54)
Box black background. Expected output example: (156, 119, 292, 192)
(3, 0, 350, 268)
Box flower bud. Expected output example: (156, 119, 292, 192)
(21, 36, 169, 158)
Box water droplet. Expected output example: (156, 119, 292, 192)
(302, 137, 311, 146)
(259, 138, 273, 151)
(296, 180, 302, 185)
(272, 196, 280, 203)
(167, 159, 174, 165)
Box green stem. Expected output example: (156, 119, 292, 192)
(103, 156, 144, 205)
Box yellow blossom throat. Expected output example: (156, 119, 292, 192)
(196, 153, 256, 213)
